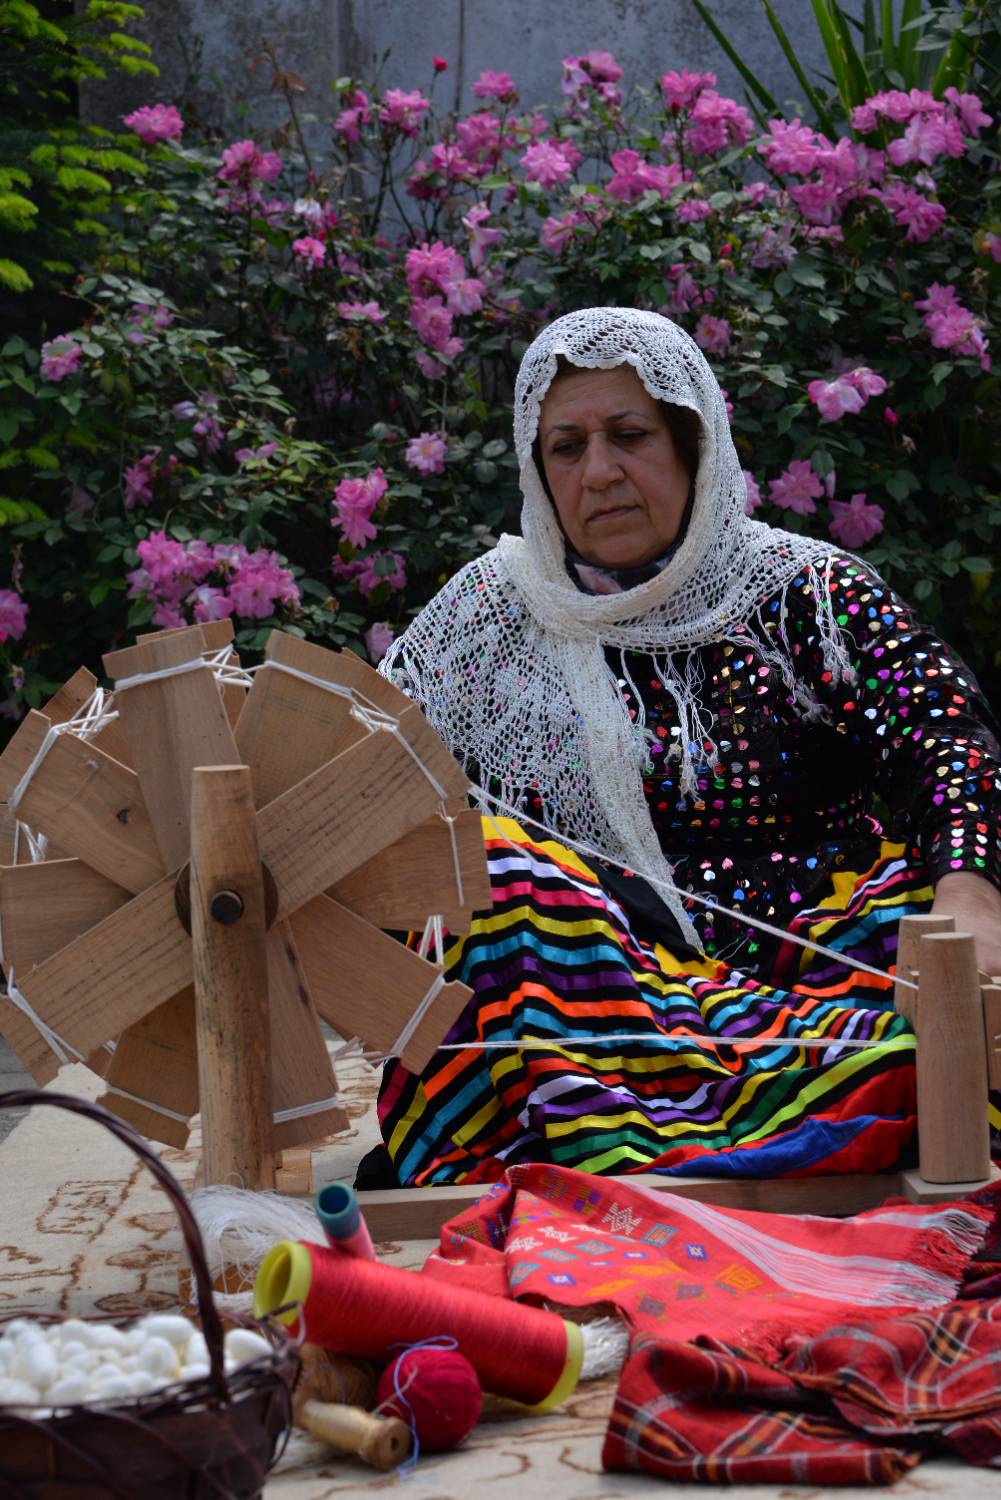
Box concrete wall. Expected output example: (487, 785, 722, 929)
(81, 0, 848, 146)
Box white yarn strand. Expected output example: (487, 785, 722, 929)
(389, 973, 446, 1060)
(103, 1085, 188, 1124)
(475, 791, 916, 992)
(435, 1034, 914, 1055)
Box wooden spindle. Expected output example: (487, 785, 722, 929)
(982, 984, 1001, 1094)
(915, 931, 990, 1184)
(190, 764, 274, 1190)
(295, 1402, 410, 1471)
(894, 912, 955, 1026)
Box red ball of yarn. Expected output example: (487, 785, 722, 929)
(377, 1347, 482, 1452)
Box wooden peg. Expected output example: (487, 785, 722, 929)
(982, 984, 1001, 1094)
(916, 931, 991, 1184)
(274, 1147, 314, 1196)
(894, 912, 955, 1026)
(190, 764, 273, 1190)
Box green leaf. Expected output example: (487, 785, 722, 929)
(473, 459, 498, 484)
(790, 257, 826, 290)
(690, 0, 781, 113)
(126, 597, 155, 629)
(480, 438, 507, 458)
(0, 259, 32, 293)
(764, 0, 837, 133)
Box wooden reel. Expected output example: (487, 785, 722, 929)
(0, 620, 491, 1189)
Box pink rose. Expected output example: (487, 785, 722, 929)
(694, 314, 732, 355)
(0, 589, 28, 644)
(829, 492, 885, 548)
(356, 550, 406, 597)
(378, 89, 431, 137)
(520, 139, 576, 188)
(122, 103, 184, 144)
(768, 460, 823, 516)
(39, 338, 82, 382)
(363, 622, 395, 664)
(292, 235, 326, 267)
(331, 468, 388, 548)
(405, 432, 447, 475)
(807, 377, 865, 422)
(660, 70, 716, 110)
(471, 70, 518, 103)
(337, 300, 386, 322)
(742, 470, 762, 515)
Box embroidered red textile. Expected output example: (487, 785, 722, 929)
(427, 1163, 996, 1358)
(602, 1299, 1001, 1483)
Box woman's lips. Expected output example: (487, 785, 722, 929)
(589, 504, 638, 523)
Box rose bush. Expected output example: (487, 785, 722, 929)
(1, 29, 998, 719)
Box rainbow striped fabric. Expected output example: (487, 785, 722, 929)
(379, 816, 990, 1186)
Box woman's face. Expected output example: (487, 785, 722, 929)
(538, 363, 692, 569)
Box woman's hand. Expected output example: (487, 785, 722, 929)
(932, 871, 1001, 981)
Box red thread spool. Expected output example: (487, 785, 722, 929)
(377, 1348, 482, 1452)
(253, 1240, 583, 1409)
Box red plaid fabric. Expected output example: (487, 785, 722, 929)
(603, 1299, 1001, 1484)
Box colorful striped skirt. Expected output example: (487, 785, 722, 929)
(378, 816, 995, 1186)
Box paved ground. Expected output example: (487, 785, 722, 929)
(0, 1034, 32, 1141)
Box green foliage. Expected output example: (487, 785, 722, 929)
(0, 7, 998, 724)
(0, 0, 152, 293)
(694, 0, 1000, 125)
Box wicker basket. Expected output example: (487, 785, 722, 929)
(0, 1089, 301, 1499)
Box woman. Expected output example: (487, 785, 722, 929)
(375, 306, 1001, 1187)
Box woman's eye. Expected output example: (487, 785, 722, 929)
(614, 430, 645, 443)
(551, 440, 582, 456)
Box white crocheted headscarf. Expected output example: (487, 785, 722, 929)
(383, 307, 854, 942)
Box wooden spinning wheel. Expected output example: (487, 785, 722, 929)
(0, 620, 491, 1189)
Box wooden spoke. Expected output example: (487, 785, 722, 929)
(138, 620, 246, 731)
(11, 712, 165, 894)
(258, 703, 468, 919)
(14, 874, 189, 1080)
(235, 632, 401, 807)
(96, 988, 197, 1148)
(291, 895, 472, 1074)
(329, 806, 490, 934)
(0, 859, 130, 972)
(104, 632, 240, 869)
(267, 920, 349, 1149)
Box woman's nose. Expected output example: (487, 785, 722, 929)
(580, 434, 624, 489)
